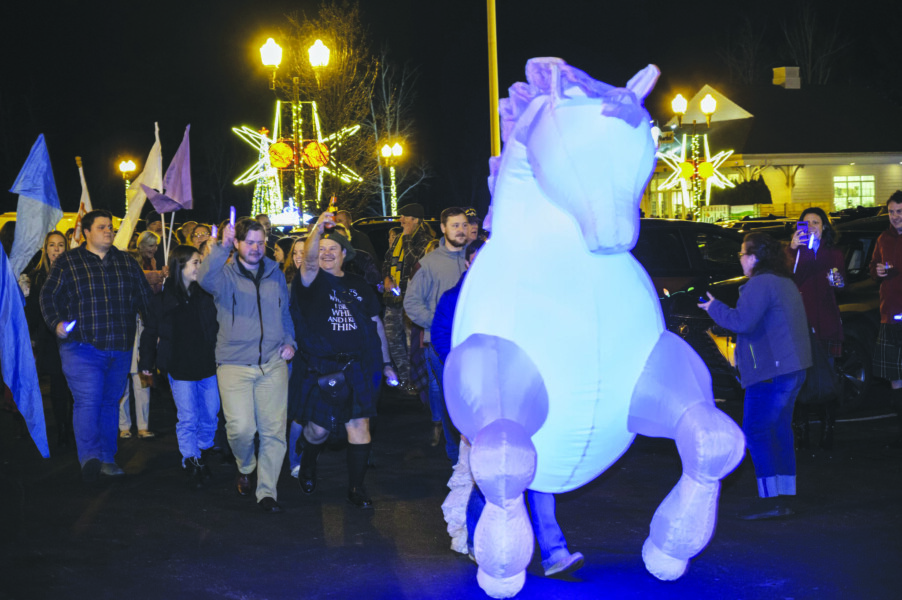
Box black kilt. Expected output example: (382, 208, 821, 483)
(290, 354, 380, 432)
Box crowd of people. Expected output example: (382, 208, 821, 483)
(7, 191, 902, 567)
(15, 202, 486, 516)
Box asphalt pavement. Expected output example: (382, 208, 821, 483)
(1, 381, 900, 600)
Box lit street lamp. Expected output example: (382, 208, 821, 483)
(381, 142, 403, 215)
(663, 92, 719, 216)
(119, 159, 136, 213)
(259, 37, 332, 216)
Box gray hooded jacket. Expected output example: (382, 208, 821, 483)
(198, 242, 295, 365)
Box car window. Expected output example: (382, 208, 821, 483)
(840, 235, 875, 282)
(632, 230, 690, 274)
(694, 232, 741, 273)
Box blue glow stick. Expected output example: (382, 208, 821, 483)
(64, 320, 77, 333)
(229, 206, 236, 228)
(391, 287, 401, 296)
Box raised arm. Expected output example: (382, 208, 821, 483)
(300, 212, 331, 287)
(197, 224, 234, 297)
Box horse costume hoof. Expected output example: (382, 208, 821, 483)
(476, 568, 525, 599)
(642, 538, 688, 581)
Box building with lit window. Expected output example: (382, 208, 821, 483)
(647, 67, 902, 220)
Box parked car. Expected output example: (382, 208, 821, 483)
(662, 217, 885, 409)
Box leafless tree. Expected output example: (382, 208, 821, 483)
(367, 49, 431, 214)
(717, 16, 768, 85)
(278, 1, 378, 217)
(781, 1, 849, 84)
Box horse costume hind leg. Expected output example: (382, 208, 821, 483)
(444, 58, 745, 598)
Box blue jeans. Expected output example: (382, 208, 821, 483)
(426, 344, 458, 464)
(742, 370, 806, 498)
(168, 375, 221, 465)
(60, 342, 132, 466)
(467, 488, 569, 569)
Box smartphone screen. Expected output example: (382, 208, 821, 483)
(797, 221, 808, 235)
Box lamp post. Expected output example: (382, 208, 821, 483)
(259, 37, 331, 216)
(670, 93, 717, 216)
(381, 142, 403, 215)
(118, 159, 136, 213)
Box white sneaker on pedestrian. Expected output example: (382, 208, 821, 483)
(544, 552, 585, 577)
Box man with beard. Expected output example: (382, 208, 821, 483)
(404, 207, 470, 463)
(198, 218, 295, 513)
(871, 190, 902, 447)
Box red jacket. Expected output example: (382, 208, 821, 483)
(790, 244, 845, 342)
(869, 226, 902, 323)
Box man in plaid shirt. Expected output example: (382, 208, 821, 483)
(40, 209, 153, 482)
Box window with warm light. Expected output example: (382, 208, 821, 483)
(833, 175, 875, 209)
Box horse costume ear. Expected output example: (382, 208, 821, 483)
(626, 65, 660, 102)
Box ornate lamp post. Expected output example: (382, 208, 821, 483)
(381, 142, 403, 215)
(118, 159, 136, 213)
(657, 92, 732, 218)
(259, 37, 332, 216)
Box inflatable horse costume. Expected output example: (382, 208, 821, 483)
(443, 59, 745, 598)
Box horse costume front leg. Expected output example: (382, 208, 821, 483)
(445, 334, 549, 599)
(628, 331, 745, 580)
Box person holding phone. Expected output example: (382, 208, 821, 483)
(870, 191, 902, 448)
(788, 207, 846, 449)
(698, 232, 812, 520)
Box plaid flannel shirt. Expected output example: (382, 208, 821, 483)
(40, 245, 153, 352)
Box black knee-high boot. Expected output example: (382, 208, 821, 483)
(299, 439, 325, 494)
(347, 443, 372, 508)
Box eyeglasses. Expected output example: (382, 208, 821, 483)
(192, 232, 210, 239)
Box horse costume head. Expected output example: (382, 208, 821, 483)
(497, 58, 659, 254)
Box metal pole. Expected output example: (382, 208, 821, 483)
(487, 0, 501, 157)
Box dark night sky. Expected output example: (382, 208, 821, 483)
(1, 0, 897, 222)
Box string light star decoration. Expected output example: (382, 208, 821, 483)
(657, 133, 734, 212)
(233, 100, 362, 217)
(232, 122, 283, 217)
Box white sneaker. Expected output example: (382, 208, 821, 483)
(544, 552, 585, 577)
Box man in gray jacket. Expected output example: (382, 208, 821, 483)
(404, 207, 469, 463)
(198, 218, 296, 513)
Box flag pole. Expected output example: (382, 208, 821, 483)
(166, 213, 175, 265)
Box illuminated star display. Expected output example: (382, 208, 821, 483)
(233, 100, 362, 211)
(657, 133, 735, 210)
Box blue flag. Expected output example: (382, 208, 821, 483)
(8, 134, 63, 278)
(0, 245, 49, 458)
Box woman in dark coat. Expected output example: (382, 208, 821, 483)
(788, 207, 845, 449)
(139, 245, 219, 488)
(24, 231, 73, 446)
(700, 232, 812, 520)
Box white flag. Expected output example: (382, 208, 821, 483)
(71, 156, 93, 247)
(114, 123, 163, 250)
